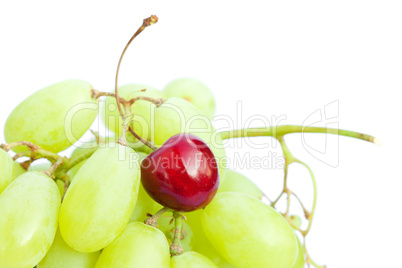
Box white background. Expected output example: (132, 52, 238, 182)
(1, 1, 401, 267)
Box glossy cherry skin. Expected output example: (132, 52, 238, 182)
(141, 133, 219, 212)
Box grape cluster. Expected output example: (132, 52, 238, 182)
(0, 16, 378, 268)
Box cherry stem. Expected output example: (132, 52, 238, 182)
(114, 15, 159, 150)
(145, 207, 171, 227)
(170, 211, 185, 256)
(219, 125, 380, 145)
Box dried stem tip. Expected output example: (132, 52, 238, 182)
(144, 15, 158, 26)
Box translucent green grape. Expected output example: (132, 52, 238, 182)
(59, 144, 140, 252)
(56, 179, 66, 197)
(171, 251, 218, 268)
(66, 160, 87, 181)
(293, 237, 305, 268)
(153, 97, 226, 183)
(128, 152, 158, 222)
(28, 161, 52, 172)
(70, 137, 117, 158)
(218, 169, 263, 199)
(202, 192, 298, 268)
(95, 222, 170, 268)
(157, 216, 194, 252)
(67, 138, 119, 182)
(163, 78, 216, 120)
(4, 79, 98, 153)
(218, 261, 237, 268)
(0, 171, 60, 267)
(289, 215, 302, 229)
(185, 210, 233, 266)
(29, 160, 61, 196)
(38, 228, 100, 268)
(130, 183, 160, 222)
(13, 161, 26, 178)
(136, 151, 148, 162)
(70, 140, 98, 157)
(0, 149, 24, 194)
(193, 237, 232, 267)
(101, 84, 165, 148)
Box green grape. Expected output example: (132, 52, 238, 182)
(218, 169, 263, 199)
(67, 138, 119, 182)
(185, 210, 232, 266)
(0, 171, 60, 267)
(101, 84, 165, 148)
(38, 228, 100, 268)
(4, 79, 98, 153)
(218, 261, 237, 268)
(95, 222, 170, 268)
(28, 161, 52, 172)
(163, 78, 216, 120)
(288, 215, 302, 230)
(56, 179, 66, 197)
(171, 251, 218, 268)
(202, 192, 298, 268)
(293, 237, 305, 268)
(130, 183, 160, 222)
(59, 144, 140, 252)
(66, 160, 87, 181)
(0, 149, 24, 194)
(70, 140, 98, 157)
(70, 137, 117, 158)
(28, 161, 64, 197)
(157, 216, 194, 252)
(136, 151, 148, 162)
(153, 97, 227, 183)
(191, 235, 235, 267)
(29, 162, 64, 197)
(128, 141, 155, 155)
(13, 161, 26, 178)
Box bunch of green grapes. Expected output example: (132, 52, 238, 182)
(0, 15, 378, 268)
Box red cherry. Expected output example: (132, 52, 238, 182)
(141, 133, 219, 212)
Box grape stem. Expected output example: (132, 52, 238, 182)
(144, 207, 171, 227)
(170, 211, 185, 256)
(42, 158, 65, 178)
(220, 125, 378, 267)
(219, 125, 379, 144)
(114, 15, 159, 150)
(117, 105, 134, 146)
(90, 130, 100, 144)
(0, 141, 39, 152)
(91, 89, 164, 107)
(19, 160, 31, 170)
(1, 142, 64, 167)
